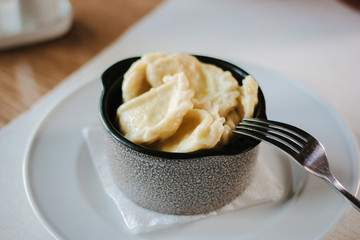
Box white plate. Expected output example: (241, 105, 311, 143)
(23, 63, 359, 240)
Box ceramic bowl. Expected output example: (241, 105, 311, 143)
(99, 55, 267, 215)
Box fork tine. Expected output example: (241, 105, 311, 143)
(234, 118, 312, 158)
(234, 126, 300, 158)
(243, 118, 310, 142)
(240, 119, 308, 147)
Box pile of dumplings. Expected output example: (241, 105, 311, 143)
(117, 53, 258, 153)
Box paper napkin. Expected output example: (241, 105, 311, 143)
(83, 125, 285, 234)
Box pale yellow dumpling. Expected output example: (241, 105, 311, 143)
(239, 76, 258, 118)
(122, 53, 168, 102)
(149, 109, 225, 152)
(146, 54, 206, 95)
(117, 72, 194, 143)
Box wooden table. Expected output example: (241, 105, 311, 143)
(0, 0, 162, 129)
(0, 0, 359, 239)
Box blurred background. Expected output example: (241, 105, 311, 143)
(0, 0, 163, 129)
(1, 0, 360, 130)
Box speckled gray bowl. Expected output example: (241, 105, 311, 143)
(100, 55, 267, 215)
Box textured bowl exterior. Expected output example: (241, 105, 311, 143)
(104, 128, 259, 215)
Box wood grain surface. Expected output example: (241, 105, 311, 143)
(0, 0, 162, 129)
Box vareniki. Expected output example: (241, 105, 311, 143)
(117, 53, 258, 152)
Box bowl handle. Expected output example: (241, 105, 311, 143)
(101, 57, 140, 91)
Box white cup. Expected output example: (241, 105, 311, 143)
(20, 0, 59, 26)
(0, 0, 23, 35)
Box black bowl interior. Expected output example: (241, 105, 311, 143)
(100, 55, 267, 159)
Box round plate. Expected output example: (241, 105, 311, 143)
(23, 63, 359, 239)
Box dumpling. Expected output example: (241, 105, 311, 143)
(149, 109, 225, 152)
(117, 72, 194, 143)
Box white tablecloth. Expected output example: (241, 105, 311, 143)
(1, 0, 360, 239)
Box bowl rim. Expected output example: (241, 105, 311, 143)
(99, 54, 267, 159)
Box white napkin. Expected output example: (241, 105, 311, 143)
(83, 125, 285, 234)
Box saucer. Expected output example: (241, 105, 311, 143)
(23, 64, 359, 239)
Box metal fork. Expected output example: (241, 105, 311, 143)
(234, 118, 360, 211)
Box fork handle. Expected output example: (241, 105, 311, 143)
(326, 175, 360, 212)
